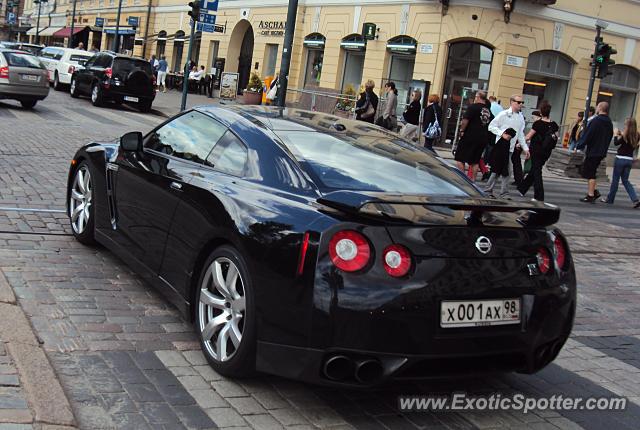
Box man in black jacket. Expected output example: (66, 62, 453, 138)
(576, 102, 614, 202)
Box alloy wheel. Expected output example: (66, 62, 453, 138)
(70, 79, 76, 94)
(198, 257, 246, 362)
(69, 166, 92, 234)
(91, 85, 99, 103)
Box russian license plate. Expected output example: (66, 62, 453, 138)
(440, 299, 520, 328)
(124, 96, 139, 102)
(20, 74, 38, 82)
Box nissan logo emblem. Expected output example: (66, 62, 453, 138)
(475, 236, 492, 254)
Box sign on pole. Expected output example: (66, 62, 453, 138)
(196, 22, 216, 33)
(198, 12, 216, 25)
(95, 17, 105, 27)
(7, 12, 16, 25)
(199, 0, 219, 11)
(127, 16, 139, 27)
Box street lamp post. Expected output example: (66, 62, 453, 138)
(113, 0, 124, 53)
(68, 0, 78, 48)
(34, 0, 48, 45)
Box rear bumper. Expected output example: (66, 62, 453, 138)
(102, 84, 155, 102)
(0, 84, 49, 99)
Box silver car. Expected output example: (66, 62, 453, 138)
(0, 49, 49, 108)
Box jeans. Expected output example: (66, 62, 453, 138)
(568, 138, 578, 151)
(606, 157, 639, 203)
(518, 156, 545, 200)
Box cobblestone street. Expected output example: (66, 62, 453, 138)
(1, 91, 639, 429)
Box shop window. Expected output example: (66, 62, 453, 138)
(386, 36, 418, 116)
(598, 65, 640, 130)
(156, 30, 167, 58)
(263, 44, 278, 78)
(303, 33, 325, 88)
(340, 34, 366, 93)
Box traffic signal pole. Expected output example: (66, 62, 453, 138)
(181, 1, 200, 112)
(69, 0, 77, 48)
(583, 25, 602, 131)
(113, 0, 124, 53)
(277, 0, 299, 107)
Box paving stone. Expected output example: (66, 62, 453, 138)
(123, 384, 164, 403)
(269, 408, 310, 426)
(212, 380, 248, 398)
(177, 375, 210, 391)
(194, 365, 224, 382)
(190, 389, 229, 409)
(156, 350, 191, 367)
(138, 402, 182, 424)
(227, 396, 267, 415)
(155, 383, 197, 406)
(101, 392, 138, 414)
(173, 405, 217, 430)
(243, 413, 285, 430)
(205, 407, 248, 427)
(252, 391, 290, 410)
(183, 350, 209, 366)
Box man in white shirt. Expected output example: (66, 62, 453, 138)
(484, 94, 529, 197)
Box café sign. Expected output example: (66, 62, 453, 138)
(258, 20, 285, 37)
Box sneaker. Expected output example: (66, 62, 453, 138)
(531, 198, 538, 202)
(634, 201, 640, 209)
(580, 195, 596, 203)
(600, 197, 609, 203)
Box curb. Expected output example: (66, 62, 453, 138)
(0, 270, 76, 428)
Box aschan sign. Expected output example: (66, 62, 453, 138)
(258, 21, 285, 37)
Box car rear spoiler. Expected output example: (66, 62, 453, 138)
(317, 190, 560, 227)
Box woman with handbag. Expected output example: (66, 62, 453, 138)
(399, 89, 422, 142)
(422, 94, 442, 151)
(266, 74, 279, 105)
(376, 82, 398, 130)
(355, 80, 378, 124)
(601, 118, 640, 208)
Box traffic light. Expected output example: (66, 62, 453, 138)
(595, 42, 617, 79)
(188, 1, 201, 22)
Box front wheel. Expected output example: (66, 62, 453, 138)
(195, 245, 256, 377)
(70, 78, 80, 98)
(53, 72, 62, 91)
(20, 99, 37, 109)
(69, 162, 96, 245)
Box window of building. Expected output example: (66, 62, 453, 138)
(386, 35, 418, 116)
(597, 65, 640, 130)
(263, 44, 278, 78)
(340, 34, 366, 93)
(303, 33, 324, 88)
(156, 30, 167, 58)
(172, 30, 185, 72)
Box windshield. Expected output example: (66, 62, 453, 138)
(113, 58, 152, 76)
(277, 131, 476, 196)
(70, 54, 91, 63)
(4, 52, 43, 69)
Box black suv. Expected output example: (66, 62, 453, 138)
(70, 51, 155, 112)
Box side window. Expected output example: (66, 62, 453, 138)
(54, 49, 64, 61)
(206, 132, 248, 177)
(145, 111, 227, 164)
(94, 55, 110, 68)
(84, 55, 97, 68)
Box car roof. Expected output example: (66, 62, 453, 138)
(195, 105, 402, 142)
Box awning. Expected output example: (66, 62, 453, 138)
(26, 27, 44, 35)
(103, 27, 136, 35)
(38, 27, 65, 37)
(52, 26, 88, 38)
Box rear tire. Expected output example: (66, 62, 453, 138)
(53, 72, 62, 91)
(70, 78, 80, 98)
(69, 162, 96, 245)
(91, 83, 103, 107)
(195, 245, 256, 378)
(20, 99, 37, 109)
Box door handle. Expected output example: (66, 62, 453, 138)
(170, 181, 182, 191)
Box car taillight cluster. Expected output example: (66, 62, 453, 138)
(328, 230, 413, 278)
(536, 233, 568, 274)
(105, 67, 112, 78)
(68, 65, 75, 74)
(0, 66, 9, 79)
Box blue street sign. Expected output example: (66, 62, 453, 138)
(198, 12, 216, 25)
(199, 0, 219, 12)
(196, 22, 216, 33)
(95, 17, 105, 27)
(127, 16, 139, 27)
(7, 12, 16, 25)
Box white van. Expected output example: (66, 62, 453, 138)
(39, 47, 93, 90)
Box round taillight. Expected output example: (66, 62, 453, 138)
(382, 244, 412, 277)
(329, 230, 371, 272)
(537, 248, 551, 274)
(553, 235, 566, 270)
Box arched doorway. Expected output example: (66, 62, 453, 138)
(523, 51, 574, 126)
(441, 41, 494, 143)
(597, 65, 639, 129)
(303, 33, 325, 88)
(172, 30, 185, 72)
(228, 20, 255, 95)
(340, 34, 366, 92)
(156, 31, 167, 58)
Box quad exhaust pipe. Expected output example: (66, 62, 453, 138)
(322, 355, 384, 384)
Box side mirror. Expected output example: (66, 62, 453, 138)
(120, 131, 143, 152)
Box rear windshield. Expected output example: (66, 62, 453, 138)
(277, 131, 476, 196)
(3, 52, 43, 69)
(69, 54, 91, 63)
(113, 58, 152, 76)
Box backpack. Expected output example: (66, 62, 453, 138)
(538, 128, 558, 160)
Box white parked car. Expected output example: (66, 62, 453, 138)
(38, 47, 93, 91)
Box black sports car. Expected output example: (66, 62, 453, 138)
(67, 106, 576, 387)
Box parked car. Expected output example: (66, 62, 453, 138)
(0, 42, 44, 56)
(0, 48, 49, 109)
(70, 51, 155, 112)
(66, 106, 576, 387)
(38, 46, 92, 91)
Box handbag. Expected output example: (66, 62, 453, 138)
(424, 106, 441, 139)
(266, 84, 278, 100)
(360, 100, 375, 119)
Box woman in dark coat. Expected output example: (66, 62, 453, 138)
(354, 79, 379, 124)
(422, 94, 443, 151)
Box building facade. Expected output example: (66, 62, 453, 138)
(19, 0, 640, 135)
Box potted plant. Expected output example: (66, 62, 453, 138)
(243, 72, 263, 105)
(334, 84, 357, 118)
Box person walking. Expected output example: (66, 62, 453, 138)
(517, 101, 559, 201)
(576, 102, 614, 202)
(489, 95, 503, 117)
(157, 56, 168, 93)
(485, 94, 529, 197)
(355, 80, 378, 124)
(266, 73, 280, 105)
(377, 82, 398, 130)
(422, 94, 442, 151)
(454, 90, 491, 182)
(601, 118, 640, 208)
(399, 89, 422, 142)
(568, 111, 584, 151)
